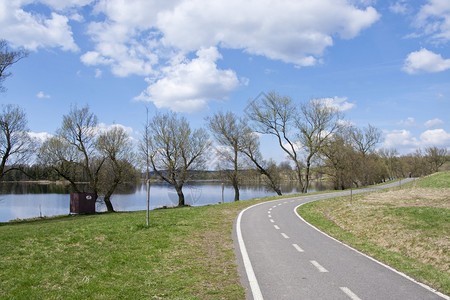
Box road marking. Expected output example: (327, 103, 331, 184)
(292, 244, 304, 252)
(295, 197, 450, 300)
(274, 225, 280, 230)
(236, 203, 264, 300)
(272, 205, 277, 208)
(284, 201, 288, 204)
(278, 203, 282, 206)
(268, 214, 272, 218)
(290, 200, 295, 202)
(310, 260, 328, 272)
(340, 287, 362, 300)
(270, 219, 274, 223)
(281, 233, 289, 239)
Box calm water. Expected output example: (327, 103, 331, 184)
(0, 181, 329, 222)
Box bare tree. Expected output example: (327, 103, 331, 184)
(349, 124, 382, 185)
(349, 124, 381, 156)
(59, 105, 105, 200)
(207, 111, 247, 201)
(139, 107, 152, 225)
(0, 104, 34, 181)
(97, 126, 136, 212)
(378, 148, 400, 179)
(240, 128, 282, 195)
(247, 91, 304, 190)
(297, 98, 343, 192)
(39, 105, 113, 209)
(425, 146, 448, 173)
(0, 40, 28, 92)
(39, 136, 83, 192)
(148, 112, 210, 206)
(320, 133, 358, 190)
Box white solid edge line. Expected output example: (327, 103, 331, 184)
(236, 203, 265, 300)
(294, 203, 450, 300)
(340, 287, 362, 300)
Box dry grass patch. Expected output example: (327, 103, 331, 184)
(328, 188, 449, 273)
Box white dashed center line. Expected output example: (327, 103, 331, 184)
(310, 260, 328, 272)
(274, 225, 280, 230)
(340, 287, 362, 300)
(281, 233, 290, 239)
(292, 243, 304, 252)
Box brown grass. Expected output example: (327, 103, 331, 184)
(327, 188, 449, 273)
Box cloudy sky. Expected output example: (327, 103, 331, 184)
(1, 0, 449, 163)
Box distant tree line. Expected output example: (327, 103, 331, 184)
(0, 100, 448, 211)
(0, 40, 448, 211)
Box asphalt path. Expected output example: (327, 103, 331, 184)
(233, 179, 449, 300)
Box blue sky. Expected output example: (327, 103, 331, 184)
(1, 0, 449, 164)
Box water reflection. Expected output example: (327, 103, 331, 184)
(0, 181, 330, 222)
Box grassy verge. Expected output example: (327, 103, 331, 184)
(298, 172, 449, 295)
(0, 200, 261, 299)
(0, 191, 305, 299)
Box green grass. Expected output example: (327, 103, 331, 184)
(298, 172, 450, 295)
(0, 189, 326, 299)
(414, 171, 450, 188)
(0, 201, 267, 299)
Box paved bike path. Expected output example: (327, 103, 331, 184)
(233, 179, 448, 300)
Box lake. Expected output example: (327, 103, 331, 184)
(0, 181, 330, 222)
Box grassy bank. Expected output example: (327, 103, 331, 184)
(0, 200, 261, 299)
(298, 171, 450, 295)
(0, 193, 300, 299)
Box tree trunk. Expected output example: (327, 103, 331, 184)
(233, 182, 240, 201)
(273, 186, 282, 196)
(103, 196, 115, 212)
(294, 162, 304, 192)
(175, 186, 185, 206)
(303, 155, 313, 193)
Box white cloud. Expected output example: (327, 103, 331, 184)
(3, 0, 381, 114)
(320, 96, 355, 111)
(38, 0, 95, 11)
(94, 69, 102, 78)
(420, 128, 450, 146)
(81, 0, 380, 73)
(424, 118, 444, 128)
(36, 91, 51, 99)
(383, 128, 450, 153)
(134, 47, 242, 113)
(29, 132, 53, 143)
(95, 123, 135, 136)
(398, 117, 416, 127)
(337, 119, 355, 128)
(0, 1, 78, 51)
(389, 1, 408, 15)
(283, 141, 304, 152)
(416, 0, 450, 43)
(157, 0, 380, 67)
(382, 129, 420, 151)
(403, 48, 450, 74)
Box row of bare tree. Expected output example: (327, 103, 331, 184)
(0, 99, 447, 211)
(1, 39, 448, 212)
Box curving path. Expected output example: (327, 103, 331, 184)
(233, 179, 449, 300)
